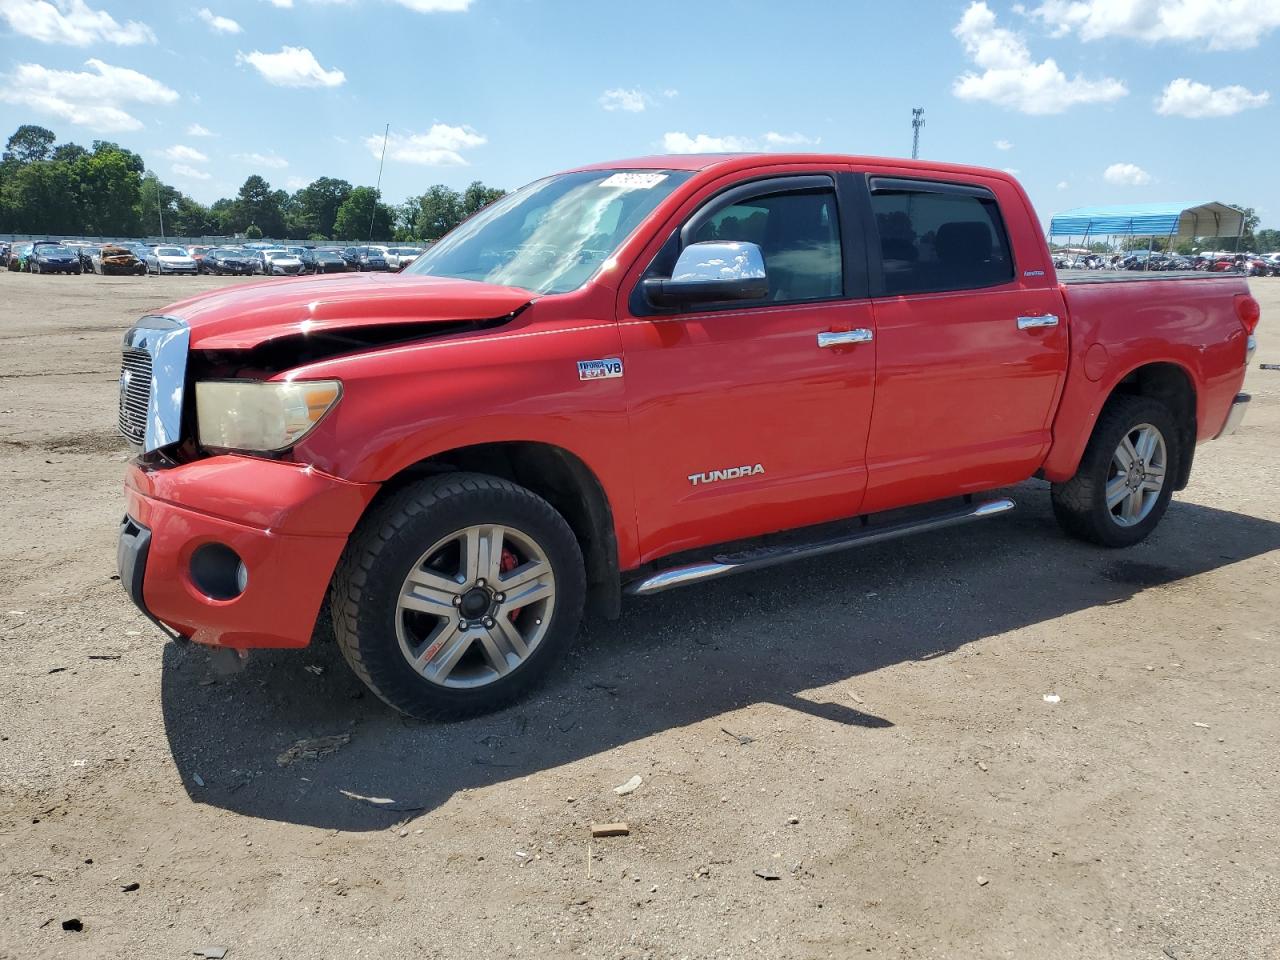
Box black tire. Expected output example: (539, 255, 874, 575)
(1051, 394, 1180, 548)
(330, 473, 586, 720)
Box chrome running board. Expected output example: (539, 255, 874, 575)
(623, 497, 1016, 597)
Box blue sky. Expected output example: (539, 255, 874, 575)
(1, 0, 1277, 228)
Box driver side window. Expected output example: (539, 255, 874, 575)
(693, 190, 843, 304)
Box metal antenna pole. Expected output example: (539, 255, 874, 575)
(155, 175, 165, 240)
(368, 122, 389, 242)
(911, 108, 925, 160)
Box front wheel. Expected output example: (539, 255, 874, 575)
(1051, 394, 1180, 548)
(331, 473, 586, 720)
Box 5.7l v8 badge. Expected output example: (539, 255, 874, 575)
(577, 358, 623, 380)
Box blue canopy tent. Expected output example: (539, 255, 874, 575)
(1048, 201, 1245, 248)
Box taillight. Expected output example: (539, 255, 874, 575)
(1234, 294, 1260, 334)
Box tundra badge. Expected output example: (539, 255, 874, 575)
(577, 358, 623, 380)
(688, 464, 765, 486)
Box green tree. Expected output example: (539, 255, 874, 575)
(1121, 236, 1166, 251)
(171, 195, 218, 237)
(139, 173, 184, 237)
(1254, 228, 1280, 253)
(244, 224, 263, 239)
(289, 176, 352, 238)
(210, 197, 235, 233)
(405, 184, 463, 240)
(229, 175, 285, 237)
(3, 124, 56, 163)
(1, 160, 80, 233)
(333, 186, 395, 240)
(461, 180, 506, 217)
(77, 144, 144, 235)
(90, 140, 145, 175)
(51, 142, 88, 164)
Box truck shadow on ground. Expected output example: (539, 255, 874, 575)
(159, 480, 1280, 830)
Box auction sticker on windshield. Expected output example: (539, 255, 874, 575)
(599, 172, 669, 190)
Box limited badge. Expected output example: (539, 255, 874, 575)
(577, 358, 623, 380)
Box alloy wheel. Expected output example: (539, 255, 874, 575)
(395, 524, 556, 688)
(1106, 423, 1167, 527)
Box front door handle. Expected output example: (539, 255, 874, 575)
(1017, 314, 1059, 330)
(817, 328, 874, 348)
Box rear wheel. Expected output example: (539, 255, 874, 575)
(1051, 394, 1179, 547)
(331, 473, 585, 719)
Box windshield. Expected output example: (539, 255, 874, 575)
(156, 247, 185, 256)
(405, 169, 691, 294)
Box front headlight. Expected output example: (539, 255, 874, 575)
(196, 379, 342, 452)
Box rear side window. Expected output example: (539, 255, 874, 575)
(869, 183, 1013, 295)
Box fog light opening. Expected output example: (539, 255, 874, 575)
(190, 543, 247, 601)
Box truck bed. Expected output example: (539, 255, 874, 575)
(1058, 270, 1243, 284)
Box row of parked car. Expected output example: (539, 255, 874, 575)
(1053, 250, 1280, 276)
(1, 240, 426, 277)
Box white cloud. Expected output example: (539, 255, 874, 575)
(233, 151, 289, 168)
(952, 2, 1127, 114)
(1057, 180, 1070, 190)
(1156, 77, 1270, 118)
(0, 58, 177, 132)
(1103, 162, 1152, 186)
(172, 163, 211, 180)
(663, 132, 754, 153)
(236, 46, 346, 88)
(1025, 0, 1280, 51)
(187, 122, 214, 136)
(259, 0, 470, 7)
(663, 131, 821, 153)
(662, 88, 679, 98)
(164, 144, 208, 162)
(197, 7, 241, 32)
(994, 138, 1014, 150)
(599, 88, 648, 112)
(1002, 167, 1021, 175)
(0, 0, 154, 46)
(285, 176, 309, 189)
(389, 0, 473, 10)
(373, 124, 486, 165)
(762, 131, 820, 147)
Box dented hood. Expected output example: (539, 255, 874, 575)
(161, 273, 536, 349)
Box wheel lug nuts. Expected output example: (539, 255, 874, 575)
(495, 593, 505, 602)
(476, 578, 486, 587)
(483, 617, 494, 628)
(452, 595, 462, 606)
(458, 619, 467, 630)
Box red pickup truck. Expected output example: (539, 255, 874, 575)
(116, 153, 1259, 718)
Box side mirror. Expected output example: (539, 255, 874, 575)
(643, 240, 769, 308)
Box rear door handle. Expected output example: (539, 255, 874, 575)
(817, 328, 874, 348)
(1017, 314, 1059, 330)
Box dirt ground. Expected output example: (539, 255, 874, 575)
(1, 271, 1277, 960)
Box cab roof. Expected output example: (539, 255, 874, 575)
(566, 153, 1019, 184)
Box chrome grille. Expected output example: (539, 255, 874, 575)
(118, 348, 152, 444)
